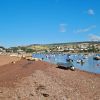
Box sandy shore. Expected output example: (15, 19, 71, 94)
(0, 55, 100, 100)
(0, 55, 21, 66)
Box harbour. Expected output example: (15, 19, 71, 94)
(33, 53, 100, 74)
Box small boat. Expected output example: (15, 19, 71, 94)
(76, 60, 81, 63)
(57, 61, 75, 71)
(93, 55, 100, 60)
(83, 55, 88, 59)
(77, 59, 85, 63)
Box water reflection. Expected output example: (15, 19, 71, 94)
(32, 53, 100, 74)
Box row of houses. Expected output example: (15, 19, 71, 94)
(55, 43, 100, 52)
(0, 47, 6, 54)
(0, 47, 25, 54)
(0, 42, 100, 54)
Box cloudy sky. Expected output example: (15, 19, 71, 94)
(0, 0, 100, 47)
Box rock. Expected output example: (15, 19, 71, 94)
(42, 93, 49, 97)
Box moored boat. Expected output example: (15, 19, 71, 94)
(93, 55, 100, 60)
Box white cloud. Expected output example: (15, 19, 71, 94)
(89, 34, 100, 41)
(75, 25, 96, 33)
(88, 9, 95, 16)
(59, 24, 67, 32)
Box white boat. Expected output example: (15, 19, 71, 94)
(83, 55, 88, 59)
(77, 59, 85, 63)
(93, 55, 100, 60)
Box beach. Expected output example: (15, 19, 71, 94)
(0, 55, 100, 100)
(0, 55, 21, 66)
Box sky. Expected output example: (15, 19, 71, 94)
(0, 0, 100, 47)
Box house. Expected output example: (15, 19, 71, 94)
(17, 49, 25, 54)
(0, 46, 6, 53)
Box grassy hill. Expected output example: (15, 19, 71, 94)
(7, 41, 100, 53)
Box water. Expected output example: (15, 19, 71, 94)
(32, 53, 100, 74)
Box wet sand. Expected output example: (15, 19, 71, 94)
(0, 55, 100, 100)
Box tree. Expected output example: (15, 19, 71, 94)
(0, 46, 5, 50)
(26, 48, 35, 53)
(10, 47, 19, 53)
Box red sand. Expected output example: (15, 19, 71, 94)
(0, 55, 100, 100)
(0, 59, 50, 87)
(0, 55, 20, 66)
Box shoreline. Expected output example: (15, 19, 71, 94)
(0, 54, 100, 75)
(75, 68, 100, 75)
(0, 55, 100, 99)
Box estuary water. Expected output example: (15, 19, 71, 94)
(32, 53, 100, 74)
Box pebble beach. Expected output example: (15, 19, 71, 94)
(0, 55, 100, 100)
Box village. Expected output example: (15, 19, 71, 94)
(0, 41, 100, 55)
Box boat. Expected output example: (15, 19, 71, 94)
(93, 55, 100, 60)
(76, 59, 85, 63)
(83, 55, 88, 59)
(57, 61, 75, 71)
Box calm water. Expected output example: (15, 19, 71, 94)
(32, 53, 100, 74)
